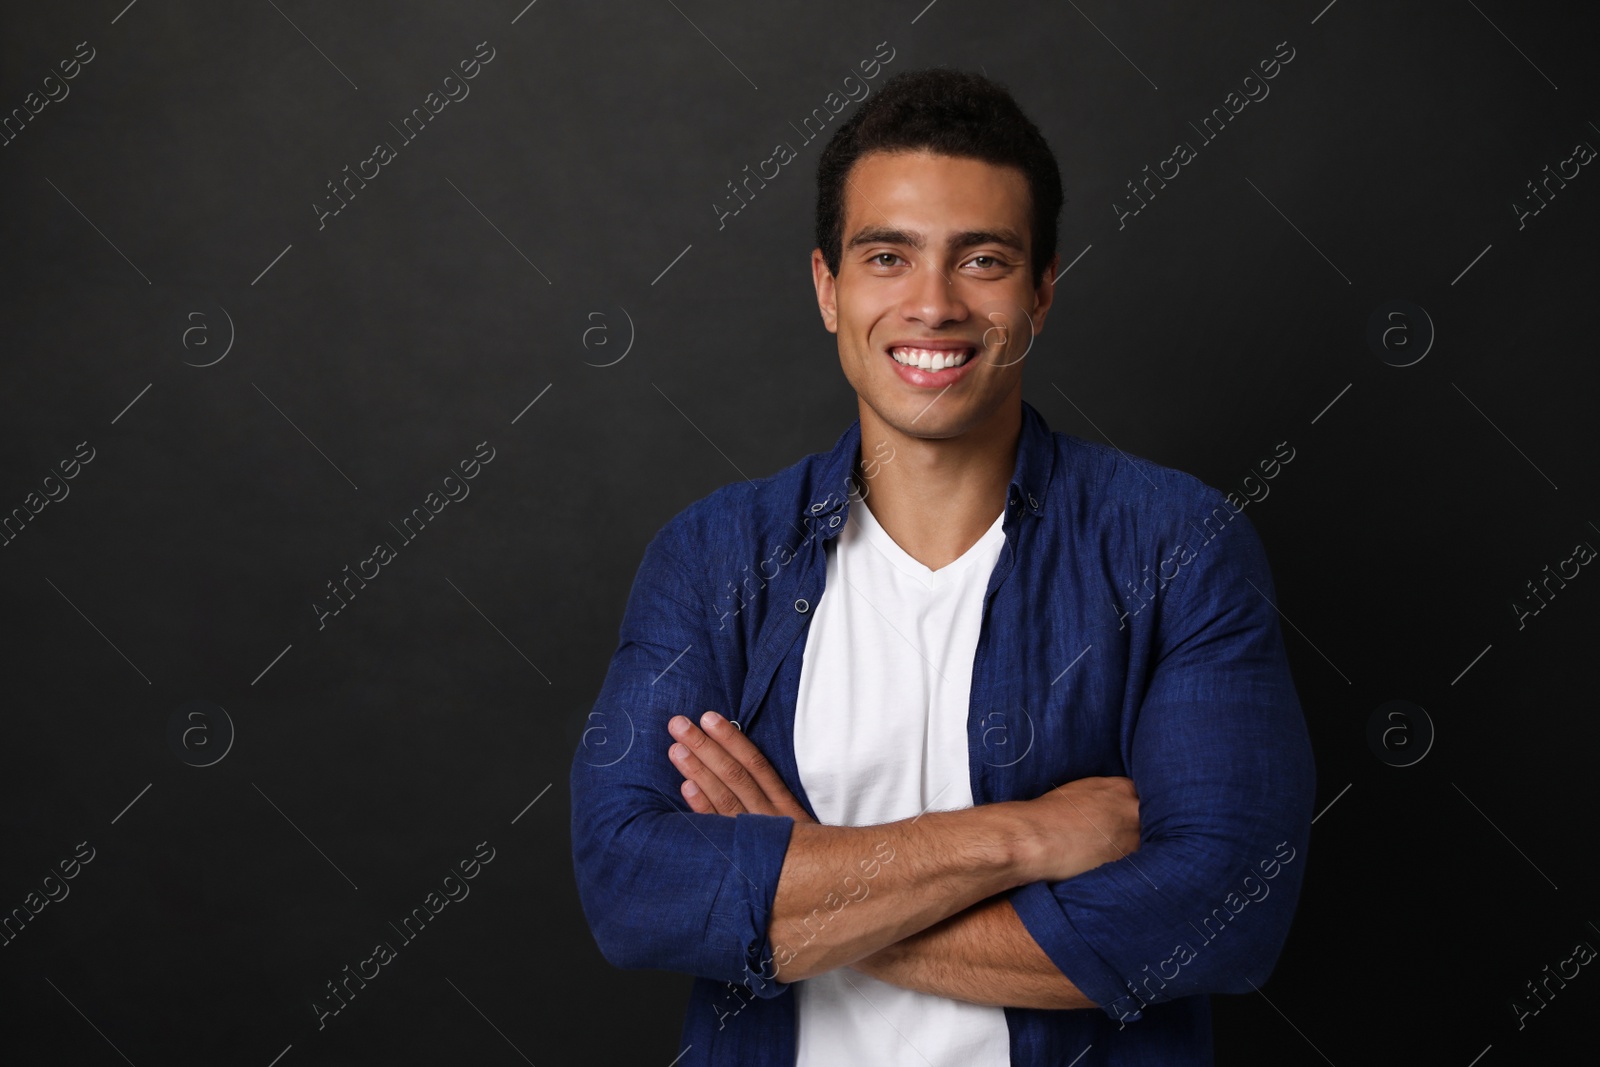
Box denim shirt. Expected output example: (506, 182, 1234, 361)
(570, 398, 1316, 1066)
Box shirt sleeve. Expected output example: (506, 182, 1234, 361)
(1008, 496, 1316, 1022)
(569, 518, 796, 998)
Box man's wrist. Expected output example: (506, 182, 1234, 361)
(977, 800, 1045, 887)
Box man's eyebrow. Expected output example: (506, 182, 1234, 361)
(845, 226, 1028, 255)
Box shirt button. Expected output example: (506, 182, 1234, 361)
(1028, 493, 1039, 509)
(795, 598, 810, 613)
(829, 515, 841, 527)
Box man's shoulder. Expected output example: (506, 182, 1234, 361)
(653, 432, 851, 562)
(1052, 430, 1235, 521)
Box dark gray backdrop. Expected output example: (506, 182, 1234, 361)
(3, 1, 1596, 1063)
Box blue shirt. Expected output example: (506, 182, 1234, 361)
(570, 398, 1315, 1066)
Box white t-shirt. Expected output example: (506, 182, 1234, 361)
(792, 493, 1011, 1067)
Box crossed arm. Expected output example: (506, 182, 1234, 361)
(664, 710, 1140, 1009)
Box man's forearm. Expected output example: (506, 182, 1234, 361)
(850, 894, 1097, 1010)
(768, 803, 1036, 982)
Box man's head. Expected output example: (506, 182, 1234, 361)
(815, 68, 1064, 291)
(811, 68, 1064, 443)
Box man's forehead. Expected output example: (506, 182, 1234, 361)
(841, 150, 1031, 249)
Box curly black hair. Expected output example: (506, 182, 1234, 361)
(814, 67, 1064, 290)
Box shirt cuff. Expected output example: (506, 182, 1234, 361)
(710, 811, 795, 998)
(1009, 880, 1143, 1022)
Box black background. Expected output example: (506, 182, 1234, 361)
(2, 1, 1596, 1064)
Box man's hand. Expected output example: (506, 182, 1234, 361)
(1017, 776, 1142, 883)
(667, 711, 817, 823)
(840, 778, 1139, 1006)
(666, 709, 1140, 877)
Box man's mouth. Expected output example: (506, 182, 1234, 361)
(887, 344, 977, 371)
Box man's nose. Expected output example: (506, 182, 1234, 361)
(904, 261, 967, 326)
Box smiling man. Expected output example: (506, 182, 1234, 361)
(570, 69, 1315, 1066)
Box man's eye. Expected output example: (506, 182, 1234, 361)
(871, 253, 902, 267)
(969, 255, 999, 269)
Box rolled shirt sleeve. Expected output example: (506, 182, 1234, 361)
(570, 521, 796, 996)
(1010, 496, 1316, 1021)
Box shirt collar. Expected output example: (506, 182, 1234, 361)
(805, 398, 1057, 535)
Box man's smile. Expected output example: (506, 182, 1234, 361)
(884, 339, 981, 387)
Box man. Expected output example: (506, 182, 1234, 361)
(570, 68, 1315, 1066)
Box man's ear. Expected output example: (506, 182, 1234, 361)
(811, 248, 839, 333)
(1030, 252, 1060, 334)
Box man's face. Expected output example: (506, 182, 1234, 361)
(812, 149, 1056, 441)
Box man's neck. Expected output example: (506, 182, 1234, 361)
(853, 397, 1021, 572)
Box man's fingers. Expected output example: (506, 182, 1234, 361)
(681, 779, 716, 815)
(696, 711, 817, 823)
(698, 712, 782, 786)
(670, 740, 746, 814)
(669, 714, 771, 813)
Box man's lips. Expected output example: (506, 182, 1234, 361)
(883, 341, 981, 387)
(885, 341, 977, 364)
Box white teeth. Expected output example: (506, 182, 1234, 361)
(891, 347, 972, 370)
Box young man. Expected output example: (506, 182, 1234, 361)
(570, 69, 1315, 1066)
